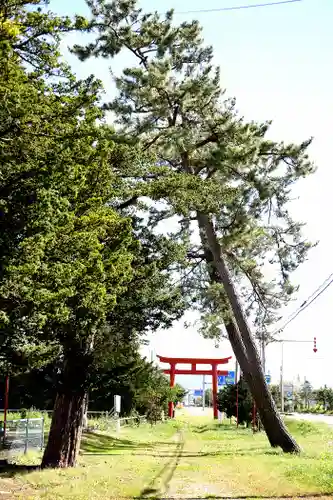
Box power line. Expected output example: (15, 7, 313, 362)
(299, 271, 333, 308)
(275, 276, 333, 333)
(173, 0, 301, 16)
(272, 273, 333, 335)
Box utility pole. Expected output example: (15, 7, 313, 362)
(202, 375, 205, 412)
(276, 338, 317, 414)
(280, 341, 284, 413)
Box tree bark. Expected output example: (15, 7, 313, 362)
(196, 212, 300, 453)
(82, 393, 89, 430)
(41, 390, 86, 468)
(41, 348, 92, 468)
(224, 320, 299, 451)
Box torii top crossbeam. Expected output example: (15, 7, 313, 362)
(157, 355, 231, 365)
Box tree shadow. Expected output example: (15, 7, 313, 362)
(104, 446, 279, 458)
(0, 459, 39, 478)
(160, 495, 333, 499)
(137, 431, 185, 498)
(133, 494, 333, 500)
(219, 495, 333, 499)
(80, 432, 175, 455)
(191, 425, 210, 434)
(190, 423, 248, 434)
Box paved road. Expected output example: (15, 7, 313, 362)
(288, 412, 333, 426)
(181, 408, 333, 427)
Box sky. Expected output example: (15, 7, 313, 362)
(51, 0, 333, 390)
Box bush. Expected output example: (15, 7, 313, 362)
(217, 378, 258, 428)
(0, 408, 51, 428)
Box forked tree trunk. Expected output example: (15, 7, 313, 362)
(197, 212, 300, 453)
(41, 390, 86, 468)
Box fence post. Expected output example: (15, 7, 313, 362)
(116, 415, 120, 433)
(24, 418, 29, 454)
(41, 417, 45, 450)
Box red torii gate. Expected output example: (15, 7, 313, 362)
(157, 355, 232, 419)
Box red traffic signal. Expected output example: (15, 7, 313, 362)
(313, 337, 317, 353)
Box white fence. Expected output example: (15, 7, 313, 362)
(86, 414, 146, 433)
(0, 418, 44, 453)
(0, 409, 147, 438)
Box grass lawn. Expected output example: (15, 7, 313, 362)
(0, 414, 333, 499)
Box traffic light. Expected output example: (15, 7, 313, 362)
(313, 337, 317, 353)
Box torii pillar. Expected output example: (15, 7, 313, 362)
(157, 355, 232, 419)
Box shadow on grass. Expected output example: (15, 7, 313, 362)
(81, 432, 155, 454)
(90, 445, 281, 458)
(134, 495, 333, 499)
(0, 459, 39, 478)
(80, 432, 176, 455)
(121, 448, 280, 458)
(190, 423, 250, 434)
(138, 431, 185, 498)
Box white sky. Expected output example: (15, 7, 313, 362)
(53, 0, 333, 390)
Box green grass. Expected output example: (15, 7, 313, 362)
(1, 414, 333, 499)
(0, 410, 52, 429)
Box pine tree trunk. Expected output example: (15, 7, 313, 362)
(197, 212, 300, 453)
(224, 320, 299, 451)
(41, 390, 86, 468)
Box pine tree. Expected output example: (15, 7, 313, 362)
(75, 0, 316, 452)
(217, 378, 253, 427)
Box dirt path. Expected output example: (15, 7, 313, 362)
(0, 477, 34, 499)
(138, 418, 333, 499)
(139, 426, 230, 498)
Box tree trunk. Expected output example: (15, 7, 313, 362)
(41, 390, 86, 468)
(41, 348, 92, 468)
(224, 320, 299, 451)
(82, 393, 89, 430)
(196, 212, 300, 453)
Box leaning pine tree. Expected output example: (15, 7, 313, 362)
(75, 0, 316, 452)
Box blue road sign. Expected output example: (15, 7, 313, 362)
(194, 389, 203, 397)
(218, 371, 235, 386)
(225, 371, 235, 385)
(265, 374, 271, 384)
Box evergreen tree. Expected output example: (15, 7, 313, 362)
(204, 388, 213, 407)
(217, 379, 254, 427)
(2, 352, 186, 419)
(75, 0, 316, 452)
(269, 385, 282, 410)
(314, 386, 333, 412)
(0, 0, 143, 467)
(300, 380, 313, 410)
(0, 1, 187, 467)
